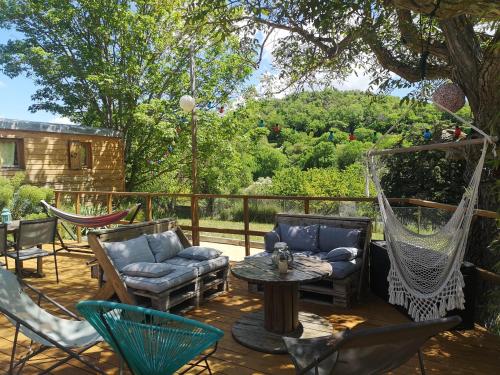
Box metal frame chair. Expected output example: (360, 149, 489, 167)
(0, 223, 7, 267)
(5, 217, 60, 282)
(284, 316, 462, 375)
(0, 268, 104, 374)
(77, 300, 224, 375)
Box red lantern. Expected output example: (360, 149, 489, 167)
(219, 106, 224, 114)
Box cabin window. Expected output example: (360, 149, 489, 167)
(68, 141, 92, 170)
(0, 139, 24, 169)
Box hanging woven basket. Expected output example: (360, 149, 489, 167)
(432, 83, 466, 113)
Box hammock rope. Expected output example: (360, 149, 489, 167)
(41, 200, 139, 228)
(367, 105, 495, 321)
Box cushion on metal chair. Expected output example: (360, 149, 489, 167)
(77, 300, 224, 375)
(6, 247, 50, 260)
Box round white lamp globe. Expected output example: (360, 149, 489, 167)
(179, 95, 195, 113)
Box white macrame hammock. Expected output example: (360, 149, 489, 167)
(368, 103, 496, 321)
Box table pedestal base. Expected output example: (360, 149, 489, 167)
(232, 311, 332, 354)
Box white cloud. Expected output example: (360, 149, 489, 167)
(333, 69, 372, 91)
(50, 115, 75, 125)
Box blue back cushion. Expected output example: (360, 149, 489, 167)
(318, 226, 361, 252)
(278, 223, 319, 252)
(145, 230, 184, 262)
(103, 235, 155, 272)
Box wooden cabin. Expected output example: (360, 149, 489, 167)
(0, 118, 125, 191)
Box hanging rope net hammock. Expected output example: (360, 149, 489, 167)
(367, 104, 496, 321)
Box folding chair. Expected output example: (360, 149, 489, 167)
(0, 268, 104, 374)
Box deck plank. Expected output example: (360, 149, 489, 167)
(0, 251, 498, 374)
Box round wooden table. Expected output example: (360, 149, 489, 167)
(231, 255, 333, 354)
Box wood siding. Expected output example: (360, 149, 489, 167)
(0, 130, 124, 191)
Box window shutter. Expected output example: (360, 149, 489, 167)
(69, 141, 81, 169)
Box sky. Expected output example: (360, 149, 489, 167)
(0, 27, 409, 124)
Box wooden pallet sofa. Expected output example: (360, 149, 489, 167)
(248, 213, 372, 307)
(88, 218, 229, 312)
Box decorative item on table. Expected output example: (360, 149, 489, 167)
(278, 252, 289, 274)
(271, 242, 293, 269)
(1, 208, 12, 224)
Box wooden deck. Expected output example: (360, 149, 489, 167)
(0, 251, 499, 374)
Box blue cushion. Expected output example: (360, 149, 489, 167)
(121, 262, 174, 278)
(318, 226, 361, 252)
(264, 230, 280, 252)
(123, 267, 198, 294)
(103, 236, 155, 272)
(331, 258, 362, 280)
(325, 247, 362, 262)
(278, 223, 319, 252)
(177, 246, 221, 261)
(145, 230, 184, 262)
(163, 255, 229, 276)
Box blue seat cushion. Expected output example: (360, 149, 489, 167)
(278, 223, 319, 252)
(123, 266, 198, 294)
(318, 226, 361, 252)
(324, 247, 362, 262)
(121, 262, 174, 278)
(6, 248, 49, 260)
(177, 246, 221, 261)
(103, 236, 155, 272)
(163, 256, 229, 276)
(145, 230, 184, 262)
(264, 230, 280, 252)
(330, 258, 362, 280)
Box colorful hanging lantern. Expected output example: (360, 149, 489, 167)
(273, 124, 281, 134)
(328, 131, 334, 142)
(168, 145, 174, 153)
(258, 119, 265, 128)
(179, 95, 195, 112)
(349, 133, 356, 141)
(432, 83, 466, 113)
(219, 106, 225, 114)
(454, 125, 462, 139)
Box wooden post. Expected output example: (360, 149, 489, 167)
(106, 193, 113, 214)
(75, 192, 81, 243)
(243, 197, 250, 257)
(54, 191, 61, 208)
(146, 194, 153, 221)
(304, 198, 310, 214)
(191, 195, 200, 245)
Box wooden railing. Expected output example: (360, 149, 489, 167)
(53, 190, 499, 256)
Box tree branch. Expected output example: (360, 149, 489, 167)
(396, 9, 448, 61)
(391, 0, 500, 20)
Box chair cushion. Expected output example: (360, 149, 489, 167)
(318, 226, 361, 252)
(103, 236, 155, 272)
(264, 230, 280, 252)
(177, 246, 221, 261)
(325, 247, 362, 262)
(163, 256, 229, 276)
(123, 266, 198, 294)
(145, 230, 184, 262)
(278, 223, 319, 252)
(330, 258, 362, 280)
(121, 262, 174, 278)
(7, 248, 49, 260)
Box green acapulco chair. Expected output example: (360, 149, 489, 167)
(76, 300, 224, 375)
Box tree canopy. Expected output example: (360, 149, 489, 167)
(0, 0, 254, 189)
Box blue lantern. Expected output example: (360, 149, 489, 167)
(1, 208, 12, 224)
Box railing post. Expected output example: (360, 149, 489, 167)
(146, 194, 153, 221)
(417, 206, 422, 234)
(304, 198, 310, 214)
(191, 195, 200, 245)
(106, 193, 113, 214)
(54, 191, 61, 208)
(75, 192, 81, 243)
(243, 197, 250, 257)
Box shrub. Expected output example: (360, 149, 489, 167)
(0, 185, 14, 209)
(40, 187, 55, 202)
(12, 185, 47, 219)
(226, 204, 278, 223)
(10, 171, 26, 190)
